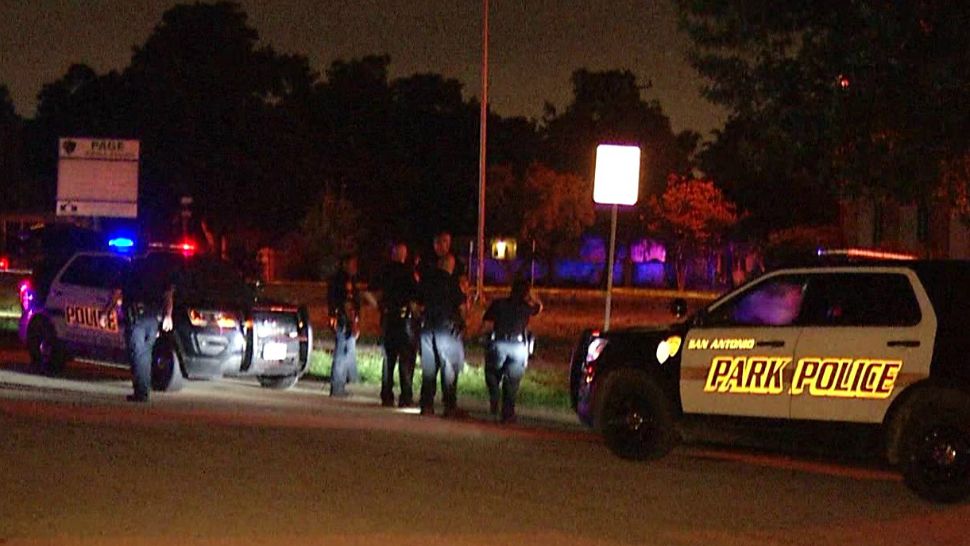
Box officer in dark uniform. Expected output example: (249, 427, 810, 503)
(481, 278, 543, 423)
(327, 254, 361, 397)
(417, 253, 468, 417)
(103, 253, 177, 403)
(420, 230, 466, 280)
(373, 241, 418, 407)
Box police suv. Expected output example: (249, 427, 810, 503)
(571, 257, 970, 502)
(19, 239, 312, 391)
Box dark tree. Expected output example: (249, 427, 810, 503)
(677, 0, 970, 209)
(540, 68, 699, 247)
(0, 84, 29, 212)
(541, 68, 697, 199)
(124, 1, 317, 231)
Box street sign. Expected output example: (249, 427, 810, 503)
(56, 138, 139, 218)
(593, 144, 641, 206)
(592, 144, 641, 331)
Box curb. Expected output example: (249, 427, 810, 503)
(298, 373, 581, 428)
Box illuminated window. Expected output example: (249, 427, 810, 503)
(706, 275, 807, 327)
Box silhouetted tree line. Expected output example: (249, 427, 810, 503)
(0, 2, 696, 275)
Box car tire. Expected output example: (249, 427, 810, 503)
(900, 395, 970, 503)
(151, 342, 184, 393)
(257, 374, 300, 390)
(27, 318, 66, 376)
(597, 369, 677, 461)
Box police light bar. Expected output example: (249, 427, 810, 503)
(148, 239, 197, 255)
(108, 237, 135, 251)
(816, 248, 917, 261)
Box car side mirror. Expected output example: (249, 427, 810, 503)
(670, 298, 688, 319)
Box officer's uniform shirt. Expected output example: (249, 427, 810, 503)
(373, 262, 417, 323)
(121, 255, 179, 316)
(418, 254, 466, 282)
(483, 297, 541, 337)
(328, 269, 361, 322)
(418, 267, 464, 329)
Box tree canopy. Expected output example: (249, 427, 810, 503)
(678, 0, 970, 219)
(4, 1, 703, 273)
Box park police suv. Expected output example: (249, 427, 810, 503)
(18, 239, 312, 391)
(570, 256, 970, 502)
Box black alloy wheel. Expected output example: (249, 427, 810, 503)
(599, 371, 676, 461)
(903, 420, 970, 503)
(28, 319, 66, 375)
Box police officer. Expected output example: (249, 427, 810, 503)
(420, 230, 466, 280)
(481, 278, 543, 423)
(373, 241, 418, 407)
(328, 254, 361, 397)
(417, 253, 468, 417)
(103, 254, 176, 403)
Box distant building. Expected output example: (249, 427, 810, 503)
(840, 197, 970, 259)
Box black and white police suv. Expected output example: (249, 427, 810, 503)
(570, 256, 970, 502)
(18, 239, 312, 391)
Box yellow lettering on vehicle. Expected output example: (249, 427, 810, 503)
(790, 358, 901, 399)
(688, 338, 755, 351)
(65, 305, 119, 333)
(704, 356, 789, 395)
(688, 338, 709, 350)
(702, 356, 902, 399)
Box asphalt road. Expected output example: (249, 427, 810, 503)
(1, 339, 968, 546)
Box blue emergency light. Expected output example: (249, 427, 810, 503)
(108, 237, 135, 252)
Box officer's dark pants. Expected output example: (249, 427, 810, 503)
(381, 321, 416, 405)
(419, 325, 464, 411)
(331, 324, 358, 396)
(126, 313, 159, 400)
(485, 340, 528, 419)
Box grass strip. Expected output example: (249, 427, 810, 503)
(307, 342, 571, 410)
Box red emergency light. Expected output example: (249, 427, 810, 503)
(0, 256, 9, 270)
(178, 240, 197, 255)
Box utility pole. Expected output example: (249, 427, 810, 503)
(476, 0, 489, 301)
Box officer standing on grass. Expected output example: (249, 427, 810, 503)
(481, 278, 543, 423)
(102, 254, 177, 403)
(327, 254, 361, 397)
(417, 253, 469, 417)
(373, 241, 419, 407)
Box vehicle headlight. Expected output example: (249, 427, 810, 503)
(188, 309, 239, 329)
(656, 335, 682, 365)
(586, 338, 609, 363)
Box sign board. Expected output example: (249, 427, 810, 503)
(56, 138, 139, 218)
(593, 144, 641, 206)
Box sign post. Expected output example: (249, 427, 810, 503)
(593, 144, 641, 331)
(56, 138, 139, 218)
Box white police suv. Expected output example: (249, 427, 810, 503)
(19, 238, 312, 391)
(571, 257, 970, 502)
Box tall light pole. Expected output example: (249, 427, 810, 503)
(476, 0, 489, 301)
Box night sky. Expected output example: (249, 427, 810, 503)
(0, 0, 727, 136)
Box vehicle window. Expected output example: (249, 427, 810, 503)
(705, 275, 806, 327)
(59, 255, 129, 289)
(799, 273, 921, 327)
